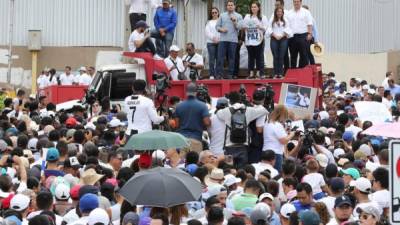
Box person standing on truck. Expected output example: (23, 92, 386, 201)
(59, 66, 75, 85)
(164, 45, 186, 80)
(215, 0, 243, 80)
(174, 82, 211, 154)
(128, 21, 157, 56)
(37, 69, 50, 89)
(124, 79, 165, 137)
(287, 0, 313, 68)
(74, 67, 92, 86)
(182, 43, 204, 80)
(151, 0, 177, 58)
(87, 66, 96, 78)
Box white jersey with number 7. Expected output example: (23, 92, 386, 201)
(123, 94, 164, 135)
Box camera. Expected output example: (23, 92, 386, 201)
(152, 73, 170, 94)
(196, 84, 210, 103)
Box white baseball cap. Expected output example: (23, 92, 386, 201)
(333, 148, 346, 159)
(351, 177, 372, 193)
(359, 144, 373, 156)
(109, 118, 124, 128)
(315, 153, 329, 168)
(258, 193, 274, 202)
(280, 203, 296, 219)
(55, 183, 71, 200)
(10, 194, 30, 211)
(169, 45, 180, 52)
(362, 85, 370, 90)
(152, 150, 166, 161)
(223, 174, 241, 187)
(88, 208, 110, 225)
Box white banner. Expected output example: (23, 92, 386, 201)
(354, 101, 392, 123)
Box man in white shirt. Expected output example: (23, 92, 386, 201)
(123, 79, 165, 136)
(370, 167, 389, 217)
(208, 97, 229, 157)
(37, 69, 50, 89)
(252, 150, 279, 179)
(318, 177, 346, 218)
(75, 67, 92, 86)
(297, 92, 310, 107)
(128, 21, 156, 55)
(287, 0, 313, 68)
(382, 90, 392, 109)
(217, 91, 268, 168)
(59, 66, 75, 85)
(182, 43, 204, 80)
(382, 71, 393, 90)
(352, 177, 382, 218)
(164, 45, 185, 80)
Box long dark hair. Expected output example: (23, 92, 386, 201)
(273, 6, 286, 27)
(249, 1, 262, 21)
(208, 7, 219, 20)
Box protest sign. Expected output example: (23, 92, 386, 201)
(354, 101, 392, 123)
(279, 83, 317, 119)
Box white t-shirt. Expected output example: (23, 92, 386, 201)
(252, 162, 279, 179)
(126, 0, 160, 14)
(59, 73, 76, 85)
(182, 53, 204, 78)
(345, 125, 362, 139)
(243, 14, 268, 46)
(208, 112, 226, 156)
(369, 189, 390, 211)
(262, 121, 287, 154)
(123, 94, 164, 134)
(75, 73, 92, 85)
(216, 103, 268, 147)
(318, 196, 336, 218)
(164, 56, 185, 81)
(302, 172, 326, 195)
(312, 145, 336, 165)
(287, 7, 313, 34)
(267, 16, 292, 38)
(37, 74, 50, 89)
(205, 19, 220, 43)
(128, 30, 145, 52)
(298, 94, 310, 107)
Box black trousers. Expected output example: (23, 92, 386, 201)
(307, 37, 316, 65)
(288, 33, 310, 68)
(135, 38, 156, 55)
(129, 13, 146, 32)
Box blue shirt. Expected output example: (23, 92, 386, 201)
(154, 7, 177, 33)
(270, 212, 281, 225)
(175, 97, 210, 141)
(292, 200, 312, 213)
(44, 169, 65, 178)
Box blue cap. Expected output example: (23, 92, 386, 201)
(342, 131, 353, 142)
(299, 210, 320, 225)
(370, 138, 381, 146)
(46, 147, 60, 161)
(79, 193, 99, 213)
(334, 195, 352, 208)
(186, 164, 198, 176)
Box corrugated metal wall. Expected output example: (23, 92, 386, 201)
(0, 0, 125, 47)
(178, 0, 400, 54)
(0, 0, 399, 53)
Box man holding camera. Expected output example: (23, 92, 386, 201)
(182, 43, 204, 80)
(128, 21, 157, 56)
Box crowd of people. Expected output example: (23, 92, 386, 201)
(36, 66, 95, 90)
(0, 65, 398, 225)
(128, 0, 321, 80)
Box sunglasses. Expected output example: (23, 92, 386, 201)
(212, 11, 218, 14)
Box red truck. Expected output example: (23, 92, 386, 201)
(41, 52, 322, 110)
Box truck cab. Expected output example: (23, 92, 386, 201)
(87, 63, 146, 105)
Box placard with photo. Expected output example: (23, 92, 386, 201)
(279, 83, 317, 119)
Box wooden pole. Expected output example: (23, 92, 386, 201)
(31, 51, 38, 94)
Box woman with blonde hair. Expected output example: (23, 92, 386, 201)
(262, 105, 294, 172)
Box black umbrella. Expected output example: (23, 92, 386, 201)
(119, 167, 202, 208)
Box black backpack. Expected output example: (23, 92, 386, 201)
(228, 107, 247, 144)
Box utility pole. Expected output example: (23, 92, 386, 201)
(7, 0, 15, 83)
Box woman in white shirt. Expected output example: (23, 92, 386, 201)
(205, 7, 220, 80)
(263, 105, 295, 172)
(243, 2, 268, 79)
(267, 7, 291, 79)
